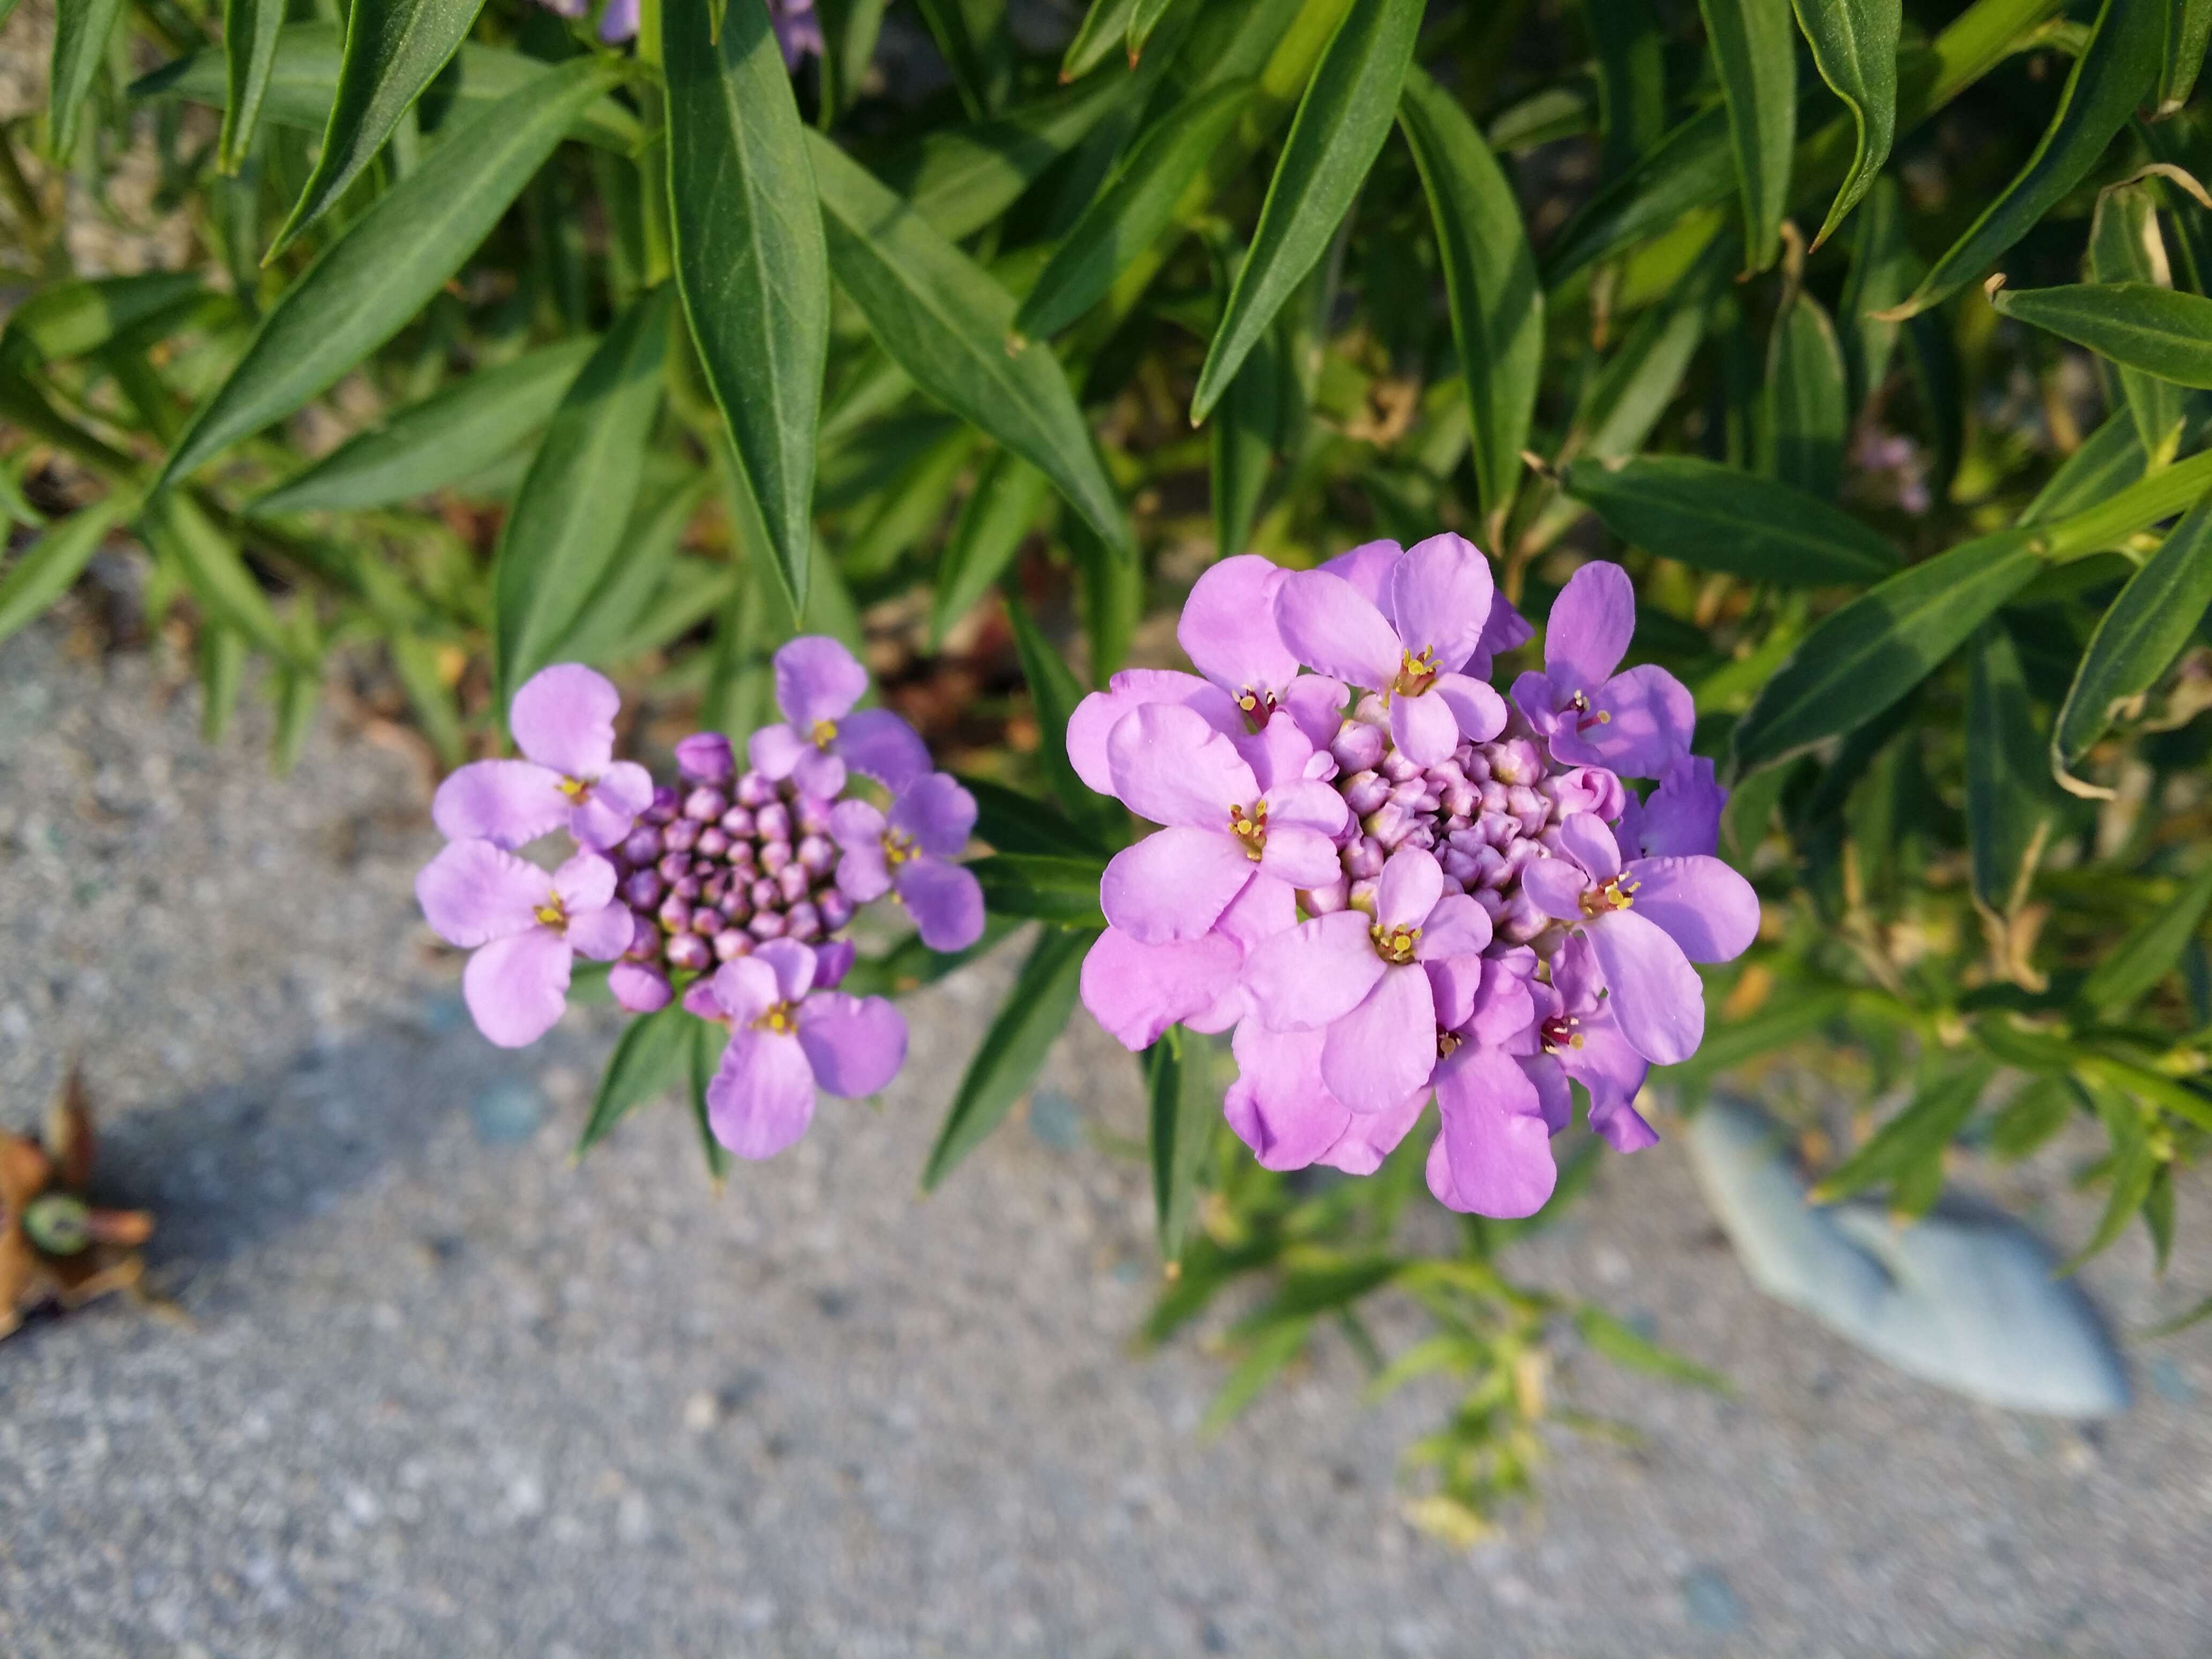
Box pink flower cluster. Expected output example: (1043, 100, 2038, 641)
(415, 640, 983, 1159)
(1073, 539, 1758, 1218)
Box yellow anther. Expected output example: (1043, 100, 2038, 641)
(1393, 647, 1439, 699)
(809, 718, 839, 748)
(883, 829, 918, 868)
(534, 900, 567, 929)
(1370, 922, 1421, 964)
(753, 1002, 798, 1036)
(1579, 875, 1639, 917)
(557, 775, 589, 801)
(1227, 801, 1268, 862)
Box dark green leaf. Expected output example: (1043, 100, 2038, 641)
(1564, 455, 1900, 585)
(1003, 588, 1118, 832)
(1542, 105, 1732, 286)
(1810, 1059, 1994, 1202)
(2141, 1161, 2174, 1273)
(911, 0, 1014, 120)
(1190, 0, 1423, 422)
(837, 914, 1018, 999)
(577, 1002, 697, 1155)
(250, 338, 595, 514)
(1987, 1073, 2079, 1161)
(922, 924, 1094, 1189)
(2155, 0, 2212, 114)
(1071, 513, 1141, 678)
(815, 0, 890, 125)
(0, 496, 133, 647)
(1988, 279, 2212, 392)
(958, 774, 1109, 858)
(874, 74, 1137, 243)
(1147, 1026, 1217, 1260)
(554, 472, 716, 666)
(687, 1013, 733, 1189)
(1966, 625, 2058, 915)
(1731, 528, 2046, 769)
(2078, 863, 2212, 1017)
(161, 57, 626, 486)
(267, 0, 490, 257)
(970, 855, 1110, 926)
(1574, 1305, 1731, 1390)
(2058, 1083, 2155, 1272)
(1127, 0, 1179, 63)
(2040, 445, 2212, 559)
(219, 0, 286, 173)
(2020, 408, 2145, 524)
(1585, 0, 1665, 179)
(0, 273, 206, 367)
(1061, 0, 1140, 81)
(1210, 309, 1283, 559)
(1792, 0, 1900, 247)
(667, 0, 829, 614)
(138, 489, 301, 664)
(1761, 288, 1849, 497)
(491, 288, 671, 703)
(1398, 65, 1543, 536)
(931, 451, 1051, 645)
(1700, 0, 1796, 271)
(1839, 174, 1917, 412)
(2087, 180, 2188, 464)
(48, 0, 126, 160)
(199, 623, 247, 744)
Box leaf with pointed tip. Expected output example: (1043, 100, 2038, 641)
(1061, 0, 1140, 80)
(971, 855, 1110, 926)
(911, 0, 1014, 119)
(2155, 0, 2212, 114)
(1837, 174, 1917, 412)
(1189, 0, 1423, 423)
(577, 1002, 697, 1156)
(138, 490, 303, 666)
(2088, 182, 2187, 465)
(1761, 288, 1849, 498)
(48, 0, 126, 160)
(1792, 0, 1899, 248)
(959, 775, 1110, 858)
(1989, 280, 2212, 391)
(875, 74, 1137, 242)
(667, 0, 827, 615)
(1147, 1026, 1216, 1260)
(2079, 863, 2212, 1017)
(1127, 0, 1179, 63)
(809, 131, 1129, 555)
(1810, 1060, 1994, 1203)
(1700, 0, 1796, 271)
(930, 450, 1051, 645)
(1565, 456, 1899, 586)
(1542, 105, 1732, 286)
(161, 57, 625, 487)
(0, 273, 206, 367)
(2021, 410, 2146, 524)
(220, 0, 287, 173)
(1586, 0, 1665, 178)
(0, 496, 134, 647)
(267, 0, 490, 258)
(1966, 625, 2059, 915)
(687, 1015, 733, 1187)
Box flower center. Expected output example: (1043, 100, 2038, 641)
(1436, 1029, 1462, 1059)
(753, 1000, 798, 1036)
(557, 775, 590, 801)
(534, 898, 568, 930)
(1392, 647, 1438, 699)
(1227, 801, 1268, 862)
(1567, 689, 1611, 733)
(809, 718, 839, 750)
(1370, 921, 1421, 964)
(1540, 1013, 1583, 1052)
(1234, 687, 1279, 733)
(1579, 875, 1638, 917)
(883, 828, 918, 867)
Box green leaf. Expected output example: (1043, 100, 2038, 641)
(268, 603, 323, 775)
(2021, 408, 2146, 525)
(1189, 0, 1423, 422)
(1564, 456, 1900, 585)
(809, 131, 1131, 556)
(1003, 588, 1117, 832)
(1014, 83, 1256, 345)
(1573, 1305, 1731, 1391)
(1210, 309, 1283, 560)
(1966, 625, 2058, 916)
(1810, 1059, 1994, 1202)
(930, 451, 1050, 645)
(2052, 494, 2212, 795)
(1988, 279, 2212, 393)
(1699, 0, 1796, 271)
(970, 855, 1110, 926)
(1839, 174, 1917, 412)
(577, 1002, 697, 1155)
(160, 56, 626, 486)
(838, 914, 1019, 999)
(48, 0, 126, 160)
(1890, 0, 2166, 319)
(219, 0, 287, 174)
(1585, 0, 1665, 179)
(554, 472, 716, 666)
(1760, 288, 1849, 498)
(873, 74, 1137, 243)
(1792, 0, 1900, 248)
(1146, 1026, 1217, 1261)
(1127, 0, 1180, 63)
(267, 0, 490, 258)
(1572, 241, 1729, 462)
(667, 0, 828, 615)
(922, 924, 1094, 1189)
(138, 490, 300, 664)
(686, 1013, 733, 1189)
(1201, 1318, 1312, 1434)
(0, 496, 134, 647)
(2087, 180, 2188, 465)
(250, 338, 595, 514)
(1398, 65, 1543, 537)
(815, 0, 890, 125)
(1731, 528, 2046, 769)
(2141, 1160, 2175, 1274)
(2078, 863, 2212, 1017)
(2039, 444, 2212, 559)
(2155, 0, 2212, 114)
(1061, 0, 1140, 80)
(1988, 1073, 2079, 1161)
(0, 273, 206, 367)
(1542, 106, 1732, 286)
(958, 774, 1109, 858)
(2058, 1083, 2155, 1272)
(911, 0, 1015, 120)
(491, 287, 671, 704)
(199, 624, 248, 744)
(1071, 513, 1141, 679)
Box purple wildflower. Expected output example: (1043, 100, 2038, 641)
(748, 637, 928, 799)
(1223, 1015, 1428, 1175)
(1318, 538, 1534, 678)
(700, 940, 906, 1160)
(829, 772, 986, 952)
(415, 840, 634, 1047)
(768, 0, 824, 65)
(1177, 555, 1349, 741)
(1080, 870, 1291, 1051)
(432, 665, 655, 851)
(1509, 562, 1694, 776)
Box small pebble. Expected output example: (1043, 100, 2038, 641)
(1681, 1565, 1744, 1632)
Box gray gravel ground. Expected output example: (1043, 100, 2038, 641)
(2, 619, 2210, 1658)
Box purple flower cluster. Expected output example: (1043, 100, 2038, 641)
(536, 0, 820, 55)
(415, 641, 983, 1160)
(1073, 540, 1758, 1218)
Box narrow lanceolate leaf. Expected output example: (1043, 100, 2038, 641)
(1399, 65, 1543, 536)
(2088, 181, 2187, 465)
(1988, 280, 2212, 392)
(1147, 1026, 1217, 1261)
(930, 451, 1051, 644)
(492, 288, 671, 703)
(1061, 0, 1140, 81)
(809, 131, 1130, 555)
(1889, 0, 2166, 319)
(2022, 410, 2146, 524)
(1127, 0, 1178, 62)
(161, 57, 624, 485)
(0, 273, 204, 367)
(2079, 864, 2212, 1017)
(1966, 626, 2058, 916)
(199, 624, 248, 744)
(576, 1002, 696, 1155)
(686, 1015, 733, 1188)
(1810, 1059, 1994, 1202)
(1564, 456, 1899, 586)
(1761, 288, 1849, 498)
(2052, 495, 2212, 795)
(2038, 446, 2212, 560)
(1542, 105, 1732, 286)
(1013, 83, 1256, 345)
(1003, 589, 1121, 835)
(1839, 174, 1917, 412)
(667, 0, 828, 615)
(251, 339, 594, 514)
(1586, 0, 1666, 180)
(1792, 0, 1900, 248)
(48, 0, 126, 159)
(970, 855, 1111, 926)
(959, 775, 1109, 858)
(1699, 0, 1796, 271)
(1212, 316, 1283, 559)
(2059, 1085, 2156, 1272)
(911, 0, 1015, 119)
(1731, 528, 2046, 770)
(875, 73, 1136, 243)
(0, 496, 134, 646)
(2155, 0, 2212, 113)
(922, 924, 1095, 1190)
(267, 0, 491, 257)
(220, 0, 287, 173)
(138, 490, 301, 664)
(1189, 0, 1424, 423)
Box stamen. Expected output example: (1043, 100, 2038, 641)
(1392, 647, 1439, 699)
(1234, 689, 1277, 733)
(534, 900, 567, 929)
(809, 718, 839, 749)
(1540, 1013, 1578, 1052)
(1227, 800, 1268, 862)
(1437, 1030, 1462, 1059)
(1369, 922, 1421, 964)
(557, 775, 590, 801)
(1578, 875, 1639, 917)
(882, 829, 918, 868)
(753, 1001, 798, 1036)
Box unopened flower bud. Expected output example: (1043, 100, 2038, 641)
(719, 887, 752, 922)
(696, 826, 730, 860)
(735, 771, 776, 808)
(671, 874, 701, 902)
(817, 891, 854, 930)
(657, 895, 692, 933)
(642, 787, 681, 827)
(622, 870, 663, 909)
(609, 962, 672, 1013)
(1341, 771, 1391, 815)
(1303, 873, 1350, 914)
(683, 786, 728, 823)
(750, 877, 778, 911)
(814, 938, 855, 988)
(784, 902, 822, 941)
(1331, 722, 1385, 772)
(665, 932, 712, 973)
(719, 806, 756, 839)
(1344, 836, 1386, 880)
(796, 834, 836, 876)
(656, 851, 693, 885)
(1367, 801, 1414, 849)
(1379, 750, 1421, 785)
(748, 910, 787, 941)
(759, 841, 793, 877)
(754, 802, 791, 843)
(661, 817, 700, 854)
(675, 732, 735, 786)
(690, 906, 720, 937)
(793, 796, 833, 837)
(776, 862, 810, 905)
(713, 929, 752, 962)
(619, 827, 661, 866)
(622, 910, 663, 960)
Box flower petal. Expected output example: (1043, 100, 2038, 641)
(1081, 926, 1242, 1051)
(1544, 561, 1635, 692)
(1107, 703, 1259, 828)
(1428, 671, 1507, 745)
(1425, 957, 1481, 1032)
(1257, 824, 1342, 889)
(1468, 952, 1540, 1048)
(1557, 811, 1623, 880)
(1519, 854, 1587, 921)
(1261, 776, 1347, 838)
(1224, 1021, 1349, 1170)
(757, 937, 818, 1004)
(890, 772, 977, 856)
(1065, 671, 1238, 796)
(1430, 1046, 1557, 1218)
(551, 850, 618, 914)
(706, 1027, 817, 1159)
(829, 798, 888, 850)
(609, 962, 672, 1013)
(565, 901, 634, 961)
(1588, 909, 1705, 1065)
(1639, 754, 1727, 858)
(1387, 532, 1494, 670)
(416, 839, 548, 947)
(894, 857, 985, 951)
(1389, 685, 1461, 766)
(791, 745, 847, 800)
(1178, 554, 1300, 696)
(1318, 1090, 1427, 1175)
(1274, 570, 1403, 689)
(1321, 964, 1437, 1115)
(1279, 674, 1349, 750)
(1551, 663, 1695, 776)
(462, 928, 572, 1048)
(1415, 893, 1492, 961)
(748, 722, 808, 781)
(431, 759, 570, 848)
(1242, 911, 1385, 1030)
(1101, 826, 1254, 945)
(711, 956, 781, 1026)
(797, 992, 908, 1096)
(509, 663, 619, 778)
(835, 708, 929, 791)
(1627, 854, 1759, 962)
(1560, 1017, 1653, 1148)
(1463, 592, 1534, 676)
(673, 731, 735, 784)
(836, 838, 893, 903)
(773, 635, 868, 728)
(1318, 539, 1401, 608)
(1374, 845, 1444, 932)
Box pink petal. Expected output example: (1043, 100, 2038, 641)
(748, 722, 808, 781)
(1588, 909, 1705, 1065)
(1273, 570, 1403, 690)
(1224, 1021, 1349, 1170)
(1178, 554, 1301, 697)
(609, 962, 672, 1013)
(1550, 664, 1695, 776)
(683, 978, 723, 1020)
(791, 745, 847, 799)
(1544, 561, 1635, 691)
(706, 1027, 818, 1159)
(895, 857, 985, 951)
(1430, 1046, 1557, 1218)
(462, 928, 573, 1048)
(1242, 911, 1385, 1031)
(509, 664, 620, 778)
(1318, 1090, 1426, 1175)
(835, 708, 929, 791)
(711, 956, 781, 1025)
(551, 850, 617, 913)
(1415, 893, 1492, 961)
(1386, 532, 1493, 671)
(1232, 715, 1317, 794)
(565, 901, 634, 961)
(416, 839, 549, 947)
(836, 838, 893, 903)
(1389, 686, 1461, 766)
(797, 992, 908, 1096)
(1081, 926, 1242, 1051)
(1318, 539, 1402, 608)
(1519, 854, 1587, 921)
(774, 636, 868, 728)
(1426, 957, 1482, 1032)
(891, 772, 977, 856)
(1558, 811, 1623, 880)
(1561, 1016, 1652, 1147)
(1468, 953, 1540, 1047)
(1428, 671, 1507, 745)
(1065, 671, 1238, 796)
(1279, 674, 1350, 749)
(1321, 963, 1437, 1115)
(1374, 845, 1443, 932)
(431, 759, 570, 848)
(1627, 855, 1759, 962)
(1107, 703, 1259, 828)
(758, 937, 819, 1003)
(1640, 754, 1727, 857)
(829, 798, 888, 850)
(1463, 592, 1534, 676)
(1257, 824, 1342, 889)
(1213, 868, 1297, 950)
(1261, 776, 1347, 838)
(1101, 826, 1254, 945)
